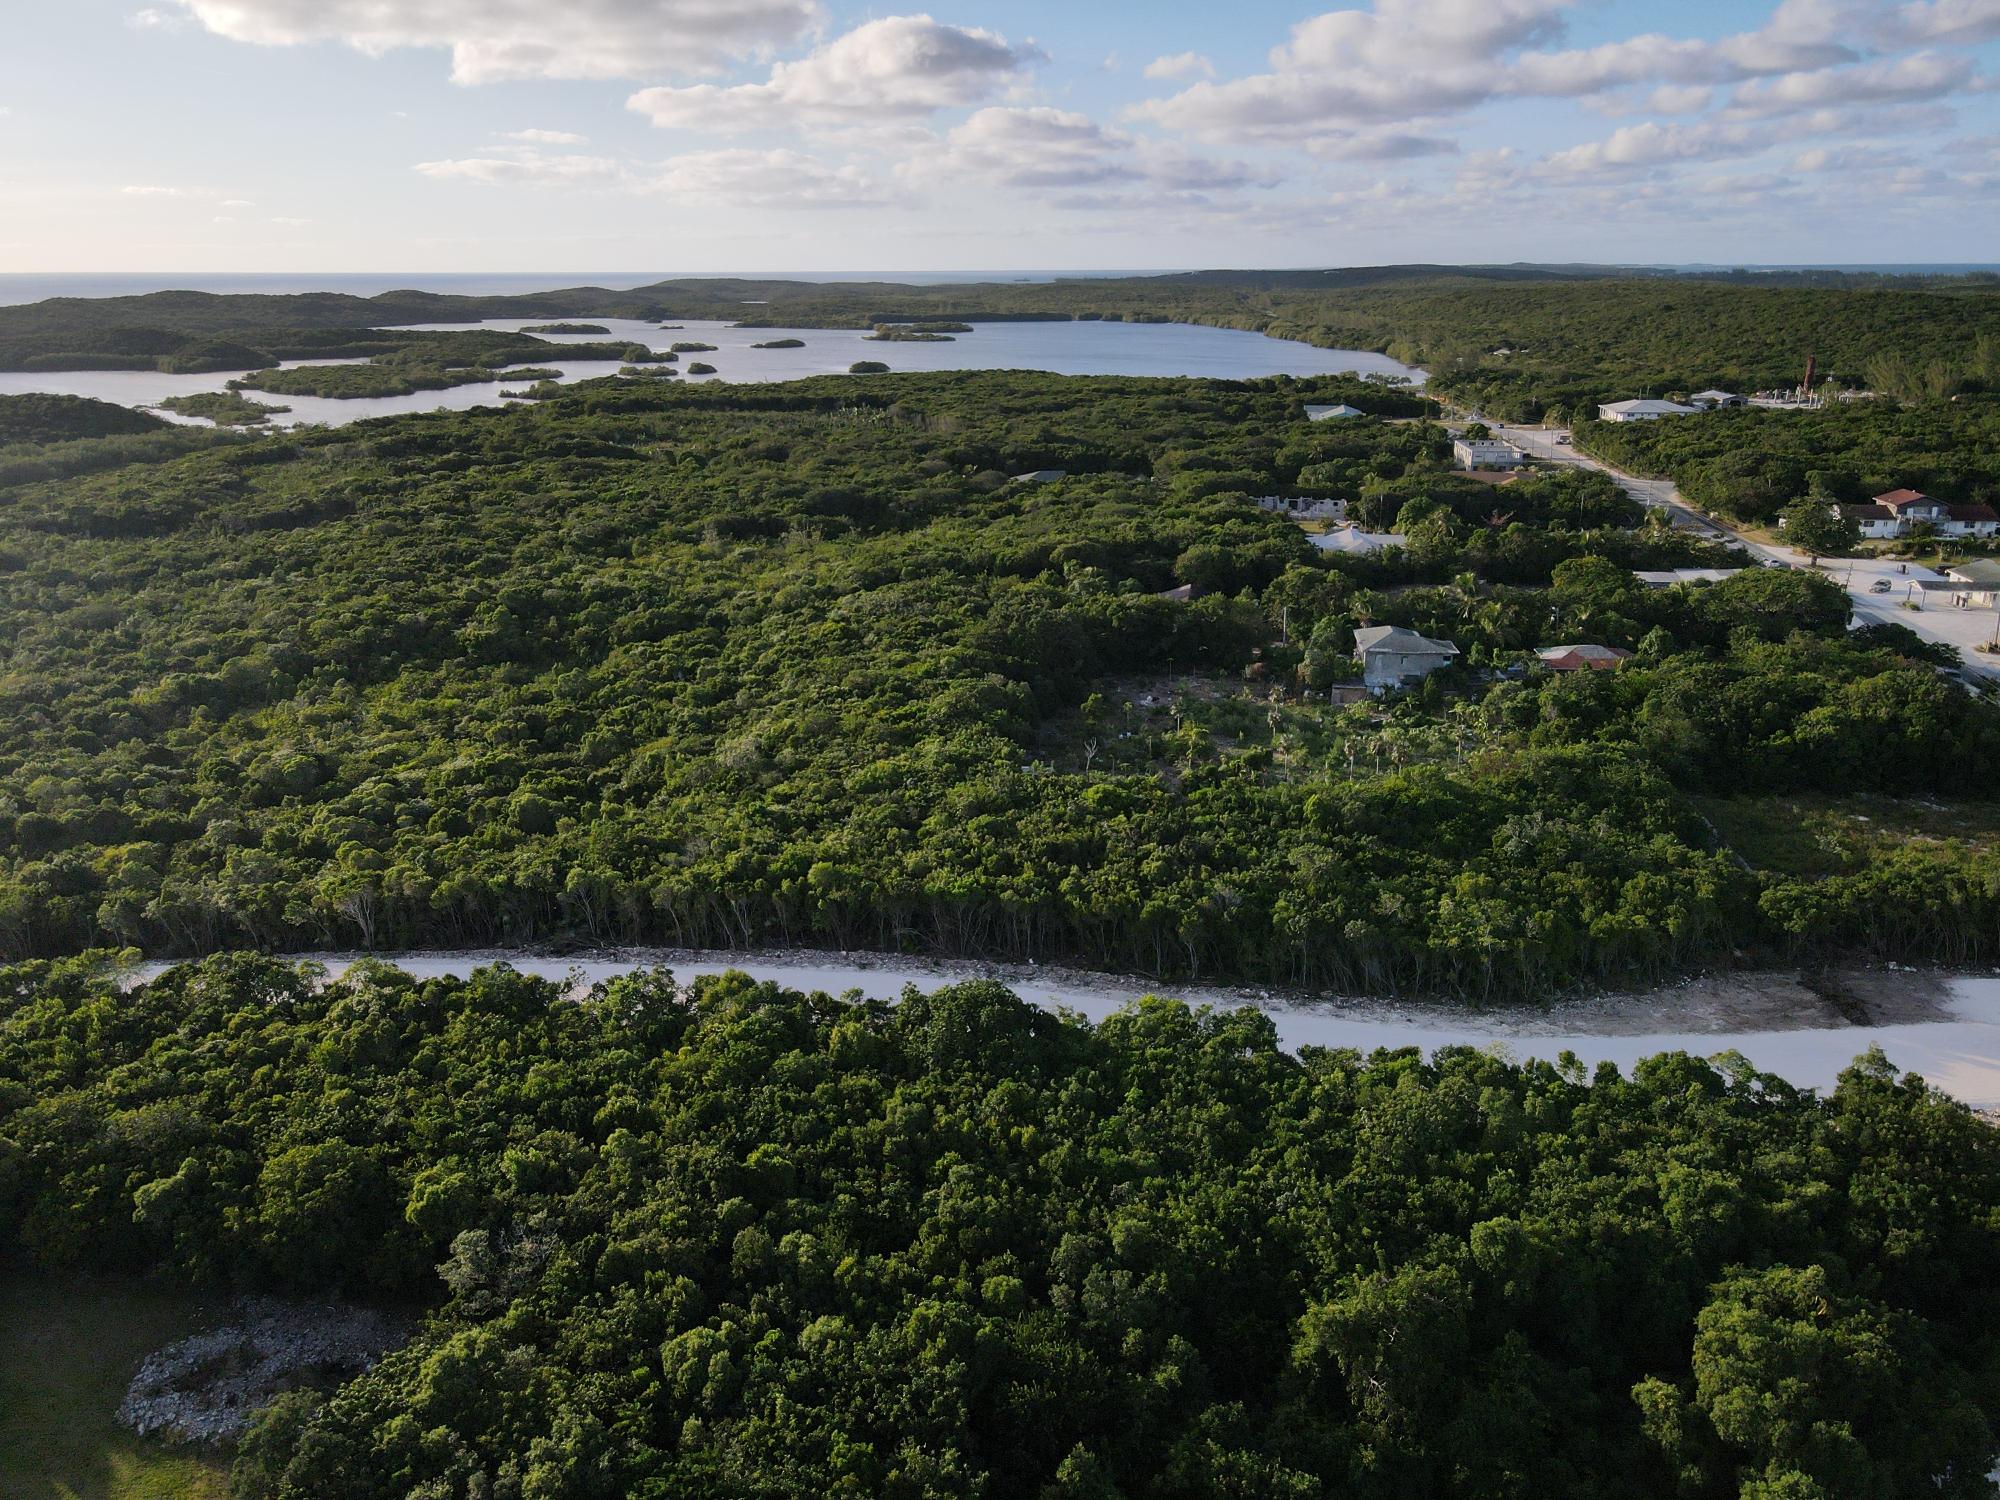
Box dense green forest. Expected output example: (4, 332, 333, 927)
(1, 954, 1994, 1498)
(2, 372, 1997, 995)
(1573, 398, 2000, 522)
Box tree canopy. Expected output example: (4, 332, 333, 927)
(1, 954, 1994, 1500)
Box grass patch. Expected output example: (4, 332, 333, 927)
(1694, 793, 2000, 878)
(0, 1276, 231, 1500)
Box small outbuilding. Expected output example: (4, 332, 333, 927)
(1688, 390, 1748, 409)
(1536, 644, 1632, 672)
(1947, 559, 2000, 607)
(1353, 625, 1460, 693)
(1305, 403, 1366, 421)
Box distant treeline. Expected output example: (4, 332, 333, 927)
(8, 271, 2000, 422)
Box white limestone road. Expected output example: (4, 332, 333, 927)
(125, 949, 2000, 1110)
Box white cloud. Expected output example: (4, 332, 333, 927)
(908, 106, 1276, 203)
(1307, 131, 1459, 161)
(1144, 52, 1214, 81)
(174, 0, 826, 84)
(1725, 51, 1978, 116)
(503, 128, 589, 145)
(1893, 0, 2000, 45)
(628, 15, 1041, 133)
(129, 7, 189, 29)
(122, 184, 189, 196)
(651, 148, 890, 206)
(1544, 102, 1957, 174)
(1132, 0, 1965, 144)
(1135, 1, 1567, 139)
(413, 151, 624, 187)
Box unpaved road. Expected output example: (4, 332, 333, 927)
(128, 948, 2000, 1108)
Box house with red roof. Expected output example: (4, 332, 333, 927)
(1834, 489, 1999, 540)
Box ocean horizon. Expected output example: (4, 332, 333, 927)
(3, 263, 1998, 308)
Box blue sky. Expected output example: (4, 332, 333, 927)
(3, 0, 1998, 272)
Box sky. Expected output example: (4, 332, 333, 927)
(2, 0, 1999, 274)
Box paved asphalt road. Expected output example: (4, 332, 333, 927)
(1478, 418, 2000, 688)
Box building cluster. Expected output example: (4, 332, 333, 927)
(1346, 631, 1633, 695)
(1597, 389, 1789, 421)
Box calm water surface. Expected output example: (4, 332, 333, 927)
(0, 317, 1423, 429)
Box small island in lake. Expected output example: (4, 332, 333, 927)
(867, 321, 972, 341)
(153, 390, 292, 426)
(751, 338, 805, 349)
(849, 360, 890, 374)
(239, 363, 563, 398)
(669, 341, 717, 353)
(520, 323, 610, 336)
(685, 361, 718, 375)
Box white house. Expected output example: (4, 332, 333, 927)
(1309, 526, 1406, 556)
(1598, 399, 1698, 423)
(1452, 437, 1525, 470)
(1305, 403, 1366, 421)
(1256, 496, 1348, 522)
(1837, 489, 2000, 540)
(1688, 390, 1748, 409)
(1353, 626, 1460, 693)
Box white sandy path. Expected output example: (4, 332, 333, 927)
(130, 950, 2000, 1109)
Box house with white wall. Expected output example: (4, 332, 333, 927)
(1598, 399, 1698, 422)
(1836, 489, 2000, 540)
(1257, 496, 1348, 522)
(1452, 437, 1525, 470)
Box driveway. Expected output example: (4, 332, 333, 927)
(1480, 418, 2000, 686)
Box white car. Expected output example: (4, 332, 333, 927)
(1869, 579, 1893, 595)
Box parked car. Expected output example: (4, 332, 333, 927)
(1553, 434, 1572, 445)
(1765, 560, 1792, 570)
(1870, 579, 1893, 594)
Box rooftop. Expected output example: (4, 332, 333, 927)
(1601, 399, 1698, 416)
(1354, 625, 1460, 658)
